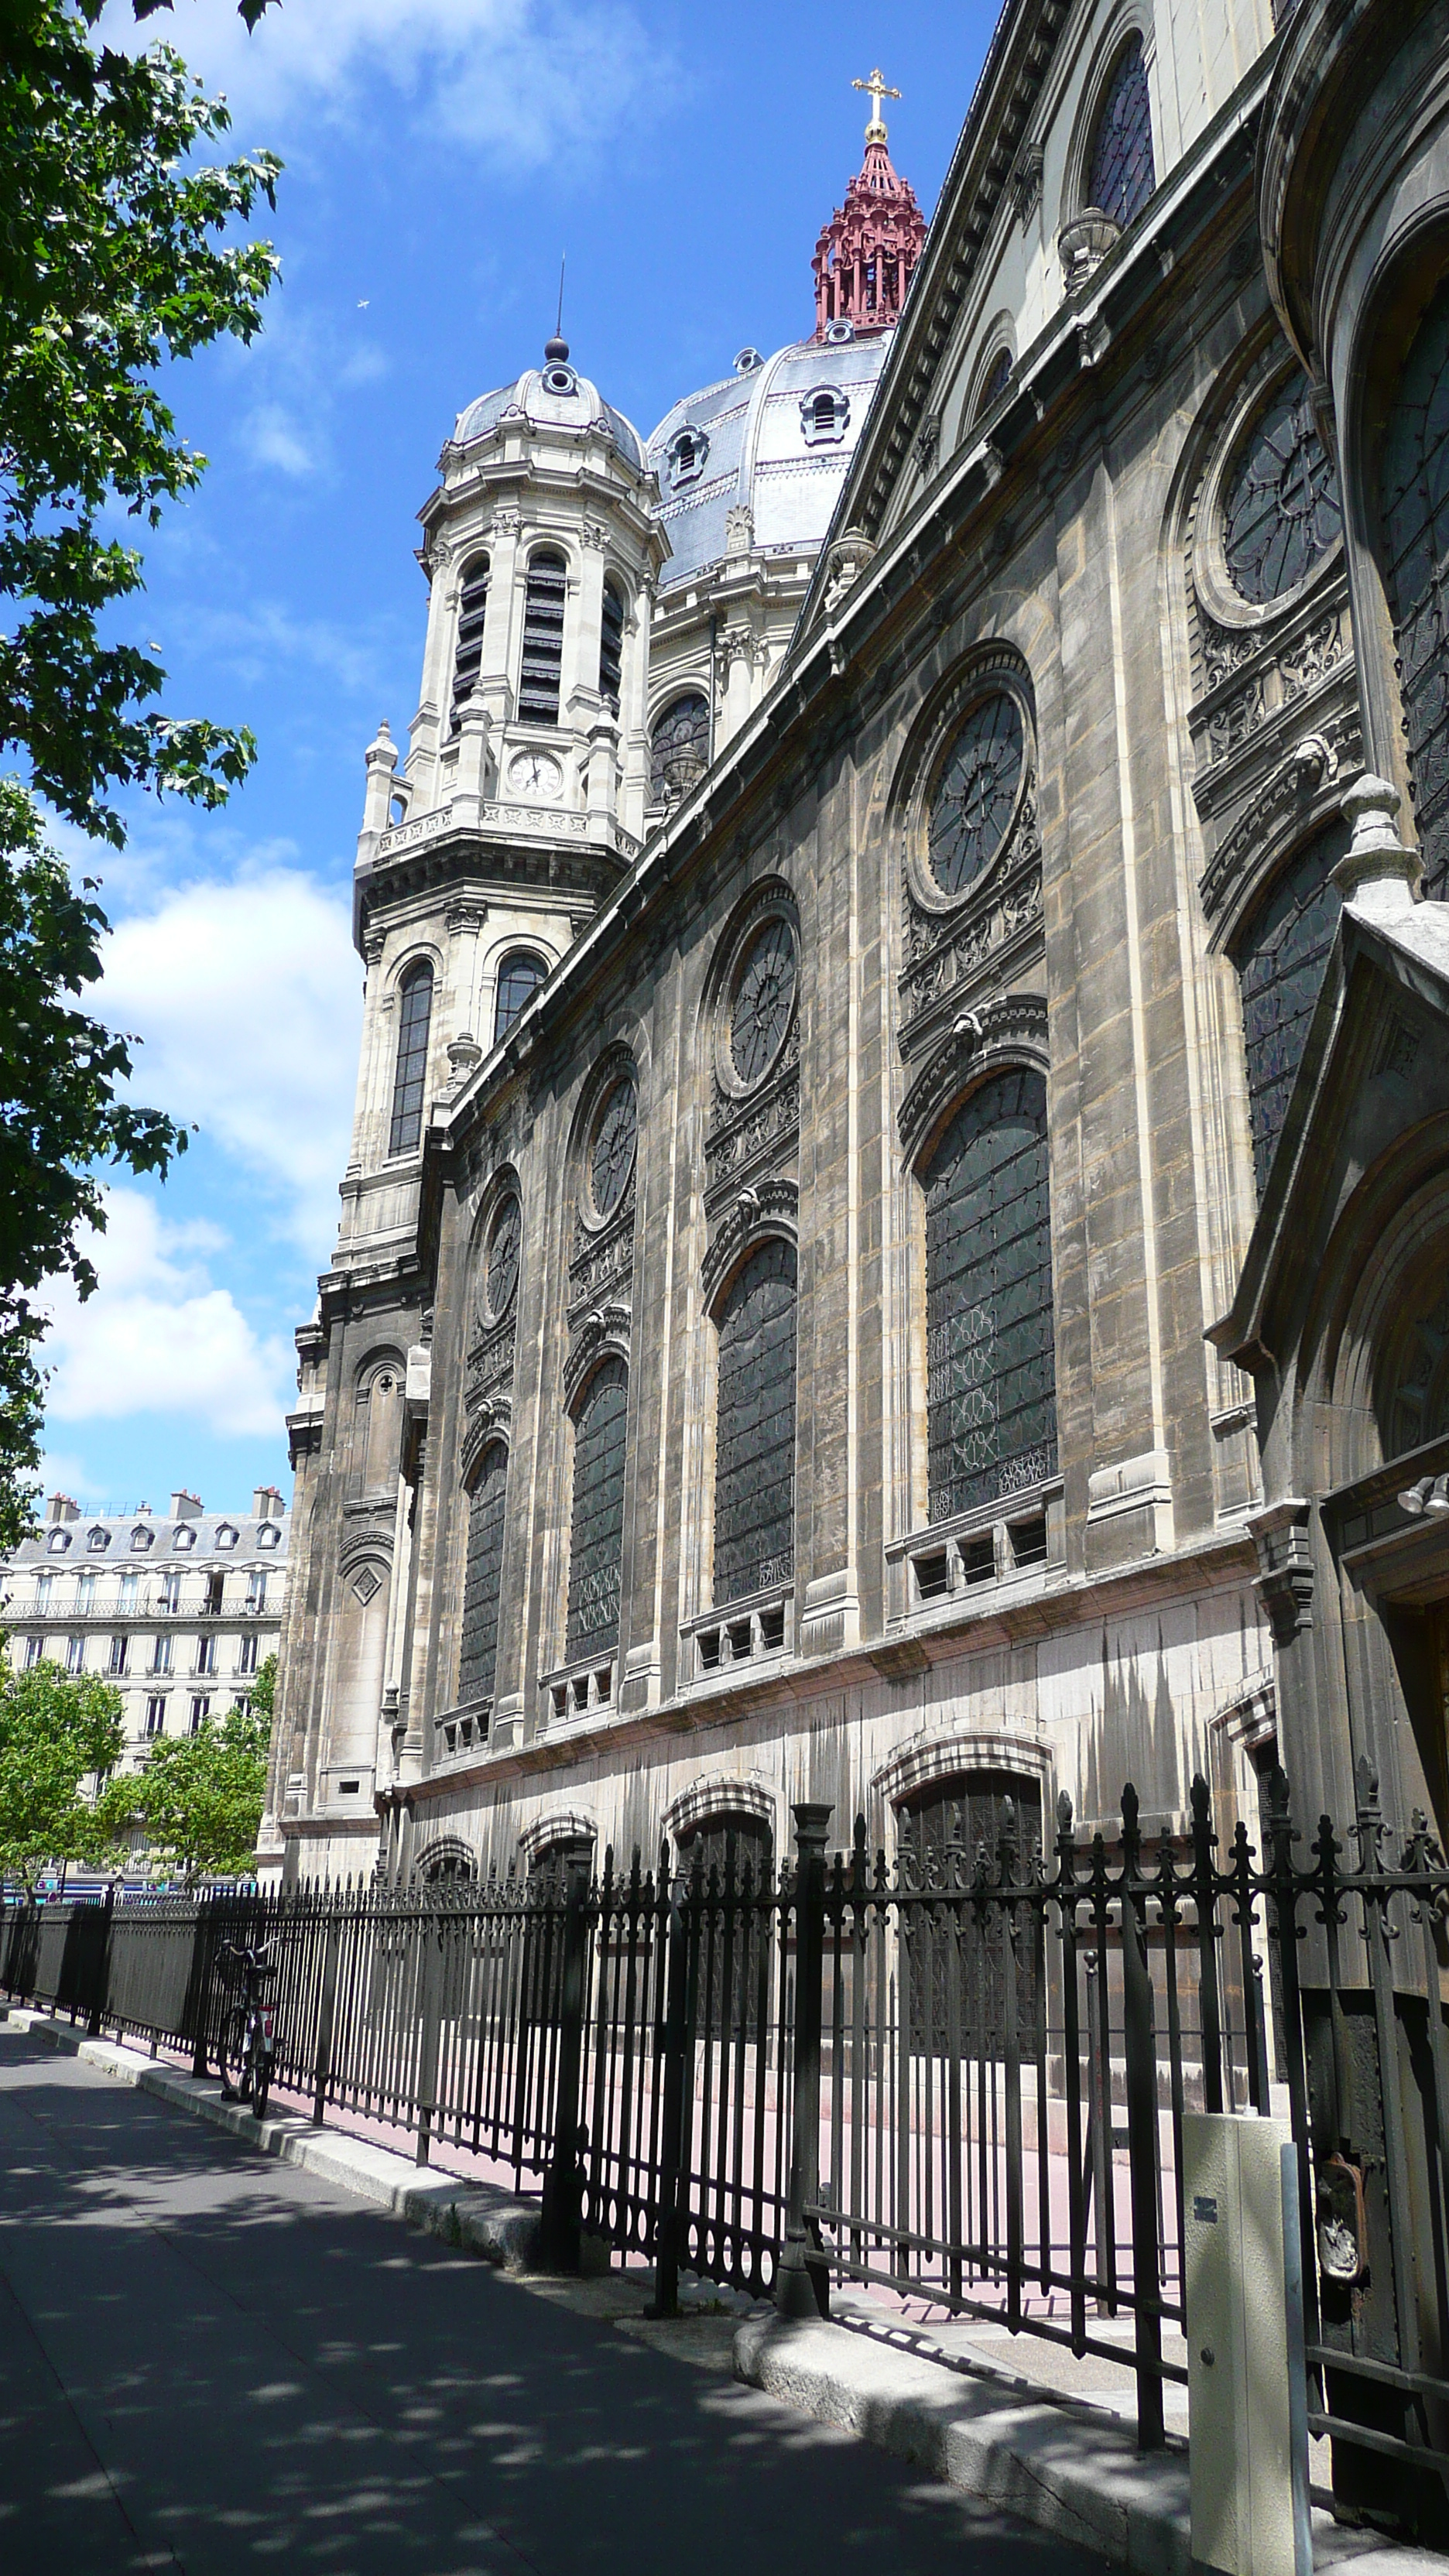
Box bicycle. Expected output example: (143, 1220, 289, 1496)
(217, 1939, 276, 2118)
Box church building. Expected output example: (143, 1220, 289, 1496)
(262, 0, 1449, 1908)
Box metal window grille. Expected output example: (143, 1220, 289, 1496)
(1086, 34, 1155, 229)
(898, 1772, 1043, 2056)
(388, 963, 434, 1156)
(714, 1239, 796, 1605)
(458, 1443, 509, 1708)
(1232, 822, 1347, 1196)
(519, 549, 567, 725)
(649, 693, 709, 810)
(598, 577, 625, 710)
(1380, 271, 1449, 903)
(494, 951, 546, 1044)
(925, 1067, 1057, 1519)
(448, 553, 490, 732)
(567, 1358, 629, 1662)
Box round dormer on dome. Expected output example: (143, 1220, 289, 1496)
(451, 341, 646, 472)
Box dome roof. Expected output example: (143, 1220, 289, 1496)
(452, 341, 646, 472)
(646, 330, 892, 594)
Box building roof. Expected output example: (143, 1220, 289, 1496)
(645, 331, 892, 594)
(3, 1506, 291, 1572)
(450, 341, 647, 473)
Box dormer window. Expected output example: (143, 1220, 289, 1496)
(130, 1525, 153, 1552)
(666, 426, 708, 490)
(448, 553, 490, 735)
(258, 1523, 280, 1550)
(173, 1525, 196, 1552)
(47, 1529, 70, 1553)
(215, 1524, 238, 1551)
(87, 1526, 109, 1552)
(801, 386, 849, 448)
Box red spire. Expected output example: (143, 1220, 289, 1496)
(813, 74, 927, 340)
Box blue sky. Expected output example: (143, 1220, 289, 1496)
(40, 0, 999, 1517)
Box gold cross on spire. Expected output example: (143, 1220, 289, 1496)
(852, 67, 901, 143)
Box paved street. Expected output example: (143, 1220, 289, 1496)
(0, 2030, 1108, 2575)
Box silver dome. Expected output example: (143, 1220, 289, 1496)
(646, 332, 892, 594)
(453, 351, 646, 474)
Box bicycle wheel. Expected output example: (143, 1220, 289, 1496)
(250, 2030, 271, 2121)
(220, 2002, 248, 2102)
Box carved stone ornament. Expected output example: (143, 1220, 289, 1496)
(460, 1393, 512, 1483)
(820, 527, 876, 617)
(1198, 705, 1361, 923)
(1247, 1497, 1314, 1646)
(563, 1297, 632, 1410)
(701, 1176, 799, 1310)
(1011, 144, 1044, 223)
(898, 993, 1049, 1162)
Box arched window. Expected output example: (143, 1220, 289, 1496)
(1231, 822, 1347, 1197)
(714, 1240, 796, 1605)
(388, 962, 433, 1155)
(494, 951, 547, 1044)
(923, 1068, 1057, 1520)
(355, 1362, 403, 1494)
(519, 548, 567, 725)
(649, 692, 709, 810)
(975, 348, 1013, 423)
(448, 553, 490, 732)
(899, 1771, 1043, 2055)
(598, 576, 625, 711)
(458, 1442, 509, 1709)
(567, 1356, 629, 1663)
(676, 1809, 774, 2033)
(1086, 34, 1155, 230)
(1380, 270, 1449, 903)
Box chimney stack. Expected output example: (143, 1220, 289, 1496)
(45, 1493, 80, 1525)
(252, 1485, 284, 1520)
(170, 1489, 203, 1521)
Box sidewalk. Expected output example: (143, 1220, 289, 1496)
(5, 2000, 1446, 2576)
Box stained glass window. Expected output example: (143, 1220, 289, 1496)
(927, 694, 1026, 900)
(481, 1194, 521, 1325)
(567, 1357, 629, 1661)
(729, 919, 797, 1086)
(458, 1443, 508, 1708)
(1232, 823, 1346, 1197)
(1223, 372, 1341, 605)
(494, 951, 546, 1044)
(975, 348, 1013, 422)
(519, 548, 566, 725)
(388, 963, 433, 1156)
(448, 554, 490, 732)
(589, 1079, 637, 1219)
(1086, 34, 1155, 230)
(649, 693, 710, 810)
(1380, 271, 1449, 903)
(598, 577, 625, 711)
(714, 1239, 796, 1605)
(924, 1067, 1057, 1520)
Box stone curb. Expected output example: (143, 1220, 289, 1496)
(731, 2315, 1449, 2576)
(1, 2005, 543, 2271)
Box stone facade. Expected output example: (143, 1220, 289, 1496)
(2, 1487, 288, 1770)
(265, 0, 1449, 1917)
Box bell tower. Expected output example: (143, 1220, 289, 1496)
(813, 71, 927, 338)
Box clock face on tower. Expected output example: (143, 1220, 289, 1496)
(508, 748, 564, 800)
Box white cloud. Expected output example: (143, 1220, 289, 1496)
(99, 867, 361, 1256)
(39, 1192, 293, 1441)
(244, 401, 315, 478)
(105, 0, 677, 170)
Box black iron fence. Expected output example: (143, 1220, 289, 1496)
(5, 1766, 1449, 2520)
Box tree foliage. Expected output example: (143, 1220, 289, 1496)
(0, 1653, 125, 1887)
(0, 2, 281, 1543)
(115, 1674, 272, 1883)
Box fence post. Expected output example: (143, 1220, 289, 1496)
(1120, 1786, 1165, 2451)
(647, 1867, 690, 2320)
(313, 1899, 340, 2129)
(86, 1882, 115, 2039)
(776, 1801, 832, 2321)
(190, 1896, 220, 2080)
(540, 1853, 591, 2269)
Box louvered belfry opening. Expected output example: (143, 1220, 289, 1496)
(598, 577, 625, 711)
(388, 963, 434, 1156)
(519, 548, 567, 724)
(448, 553, 490, 732)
